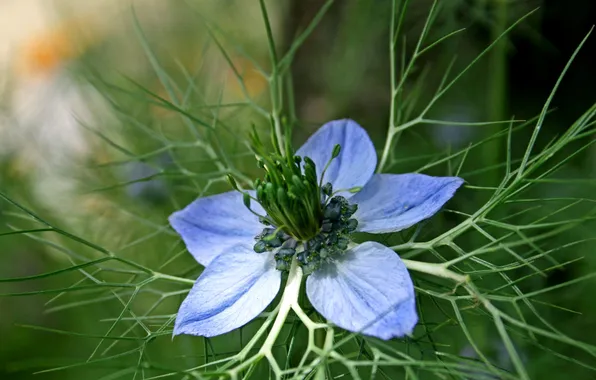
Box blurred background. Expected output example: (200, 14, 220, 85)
(1, 0, 595, 379)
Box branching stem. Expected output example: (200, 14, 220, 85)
(402, 258, 469, 284)
(261, 258, 303, 351)
(153, 272, 195, 286)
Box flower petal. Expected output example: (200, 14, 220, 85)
(296, 119, 376, 198)
(306, 242, 417, 340)
(169, 190, 264, 266)
(352, 174, 464, 234)
(174, 244, 281, 337)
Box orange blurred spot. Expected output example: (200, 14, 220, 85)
(16, 20, 93, 78)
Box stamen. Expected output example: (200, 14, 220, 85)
(244, 136, 358, 274)
(274, 238, 297, 271)
(296, 195, 359, 275)
(321, 182, 333, 198)
(318, 144, 341, 189)
(250, 148, 324, 241)
(254, 227, 289, 254)
(325, 186, 363, 204)
(227, 175, 276, 225)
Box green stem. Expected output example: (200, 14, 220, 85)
(402, 258, 468, 284)
(314, 327, 335, 380)
(259, 0, 286, 156)
(227, 260, 303, 378)
(377, 129, 395, 173)
(153, 272, 196, 286)
(260, 258, 303, 351)
(484, 0, 508, 185)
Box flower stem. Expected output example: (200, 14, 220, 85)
(260, 257, 303, 352)
(315, 326, 335, 380)
(259, 0, 286, 157)
(401, 258, 468, 284)
(484, 0, 509, 187)
(153, 272, 195, 285)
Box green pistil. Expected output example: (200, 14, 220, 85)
(252, 152, 323, 241)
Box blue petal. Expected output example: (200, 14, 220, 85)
(296, 119, 376, 198)
(306, 242, 417, 340)
(351, 174, 464, 234)
(174, 244, 281, 337)
(169, 191, 264, 266)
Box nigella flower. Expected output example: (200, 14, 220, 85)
(170, 119, 463, 340)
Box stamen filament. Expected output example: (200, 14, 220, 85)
(318, 144, 341, 189)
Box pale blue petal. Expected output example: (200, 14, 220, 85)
(352, 174, 464, 234)
(174, 244, 281, 337)
(296, 119, 376, 198)
(306, 242, 417, 340)
(169, 191, 264, 266)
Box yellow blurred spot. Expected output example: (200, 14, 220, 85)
(227, 57, 267, 98)
(81, 194, 114, 217)
(7, 155, 33, 179)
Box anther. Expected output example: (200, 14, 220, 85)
(331, 144, 341, 158)
(242, 192, 251, 208)
(253, 241, 267, 253)
(323, 200, 342, 220)
(275, 260, 290, 271)
(277, 248, 295, 256)
(266, 236, 283, 247)
(321, 221, 333, 232)
(345, 203, 358, 216)
(319, 247, 329, 259)
(346, 218, 358, 232)
(226, 174, 239, 190)
(281, 238, 297, 250)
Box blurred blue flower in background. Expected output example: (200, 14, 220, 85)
(169, 120, 463, 340)
(121, 154, 171, 204)
(431, 106, 478, 149)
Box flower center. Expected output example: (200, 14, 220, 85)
(253, 191, 359, 273)
(231, 131, 359, 274)
(254, 153, 323, 241)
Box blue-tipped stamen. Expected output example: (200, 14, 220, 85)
(295, 195, 358, 275)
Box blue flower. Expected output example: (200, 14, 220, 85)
(170, 119, 463, 340)
(122, 160, 169, 204)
